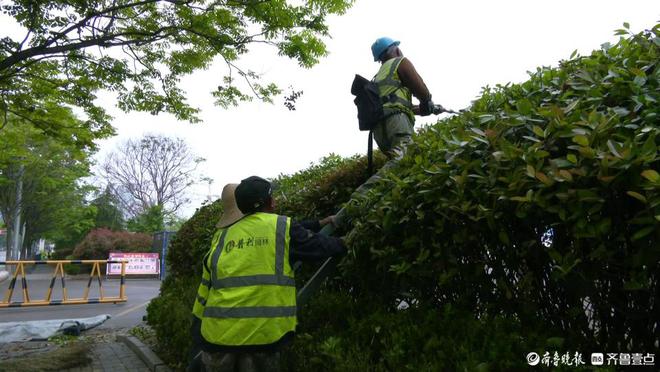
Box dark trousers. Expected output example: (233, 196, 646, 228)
(201, 351, 280, 372)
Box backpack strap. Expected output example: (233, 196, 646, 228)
(377, 57, 411, 108)
(380, 57, 404, 86)
(367, 130, 374, 176)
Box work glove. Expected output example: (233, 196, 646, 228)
(419, 99, 434, 116)
(319, 215, 336, 227)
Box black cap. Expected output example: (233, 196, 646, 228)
(235, 176, 273, 214)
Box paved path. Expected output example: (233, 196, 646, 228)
(66, 338, 150, 372)
(0, 329, 158, 372)
(0, 278, 161, 330)
(1, 268, 166, 371)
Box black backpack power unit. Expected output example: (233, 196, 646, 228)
(351, 74, 385, 175)
(351, 74, 384, 131)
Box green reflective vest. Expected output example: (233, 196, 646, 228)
(200, 212, 296, 346)
(374, 57, 414, 122)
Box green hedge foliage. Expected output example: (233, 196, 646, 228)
(342, 25, 659, 354)
(147, 25, 658, 370)
(164, 199, 223, 279)
(273, 153, 386, 220)
(146, 275, 199, 370)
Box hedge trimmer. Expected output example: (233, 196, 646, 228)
(433, 104, 459, 115)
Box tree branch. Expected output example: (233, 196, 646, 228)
(44, 0, 162, 48)
(1, 24, 182, 73)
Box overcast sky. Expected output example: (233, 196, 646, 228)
(3, 1, 659, 218)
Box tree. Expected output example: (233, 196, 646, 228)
(0, 113, 103, 260)
(127, 204, 165, 234)
(90, 185, 125, 231)
(0, 0, 354, 136)
(102, 134, 203, 217)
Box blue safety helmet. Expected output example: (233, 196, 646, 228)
(371, 37, 400, 61)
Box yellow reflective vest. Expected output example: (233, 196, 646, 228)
(200, 212, 296, 346)
(374, 57, 414, 122)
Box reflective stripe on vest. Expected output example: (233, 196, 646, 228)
(192, 274, 210, 318)
(192, 233, 223, 319)
(213, 274, 295, 289)
(201, 213, 296, 346)
(204, 305, 297, 318)
(374, 57, 414, 120)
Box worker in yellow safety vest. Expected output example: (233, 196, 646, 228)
(370, 36, 435, 158)
(334, 37, 440, 230)
(192, 177, 345, 372)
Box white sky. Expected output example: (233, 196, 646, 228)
(3, 1, 659, 217)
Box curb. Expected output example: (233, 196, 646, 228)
(117, 334, 171, 372)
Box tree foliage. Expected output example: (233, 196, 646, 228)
(0, 112, 105, 259)
(102, 134, 203, 217)
(127, 204, 165, 234)
(90, 185, 125, 231)
(0, 0, 355, 136)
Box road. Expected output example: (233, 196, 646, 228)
(0, 276, 161, 330)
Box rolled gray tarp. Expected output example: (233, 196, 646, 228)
(0, 314, 111, 343)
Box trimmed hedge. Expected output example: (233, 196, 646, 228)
(164, 199, 223, 279)
(147, 24, 659, 370)
(273, 153, 386, 220)
(341, 24, 659, 355)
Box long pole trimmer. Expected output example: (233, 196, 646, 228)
(296, 223, 338, 307)
(297, 104, 461, 307)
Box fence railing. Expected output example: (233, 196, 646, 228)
(0, 260, 127, 307)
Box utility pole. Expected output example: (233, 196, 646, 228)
(10, 164, 24, 262)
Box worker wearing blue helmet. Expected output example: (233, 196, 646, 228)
(369, 36, 434, 157)
(331, 37, 437, 230)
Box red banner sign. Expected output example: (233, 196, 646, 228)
(107, 252, 160, 275)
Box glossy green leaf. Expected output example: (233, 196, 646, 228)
(526, 165, 536, 178)
(479, 114, 495, 123)
(532, 126, 545, 138)
(607, 140, 622, 158)
(627, 191, 647, 203)
(632, 227, 655, 241)
(572, 135, 589, 146)
(641, 170, 660, 183)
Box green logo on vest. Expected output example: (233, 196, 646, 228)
(225, 237, 269, 253)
